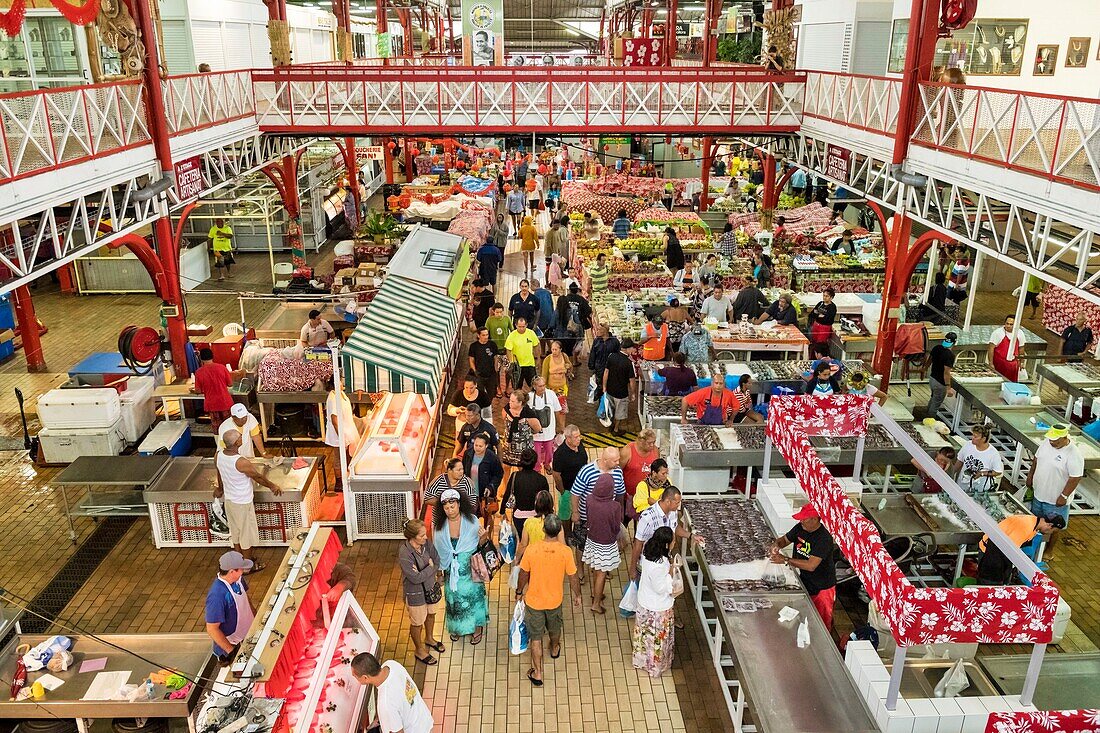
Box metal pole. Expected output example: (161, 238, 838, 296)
(962, 249, 982, 330)
(761, 435, 772, 483)
(852, 435, 865, 480)
(1008, 269, 1028, 363)
(922, 243, 938, 303)
(265, 200, 276, 287)
(1019, 643, 1046, 706)
(885, 644, 907, 710)
(331, 345, 350, 496)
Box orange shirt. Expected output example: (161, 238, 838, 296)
(519, 538, 576, 610)
(683, 386, 738, 421)
(979, 514, 1039, 553)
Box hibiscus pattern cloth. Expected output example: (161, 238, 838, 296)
(258, 351, 334, 392)
(622, 38, 663, 67)
(765, 395, 1060, 647)
(984, 710, 1100, 732)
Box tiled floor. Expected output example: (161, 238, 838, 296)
(0, 228, 1098, 731)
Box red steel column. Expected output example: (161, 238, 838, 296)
(131, 0, 190, 377)
(383, 137, 395, 184)
(665, 0, 678, 65)
(343, 137, 361, 214)
(699, 137, 713, 212)
(12, 286, 46, 372)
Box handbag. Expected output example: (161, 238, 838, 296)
(471, 540, 502, 583)
(671, 556, 685, 598)
(410, 544, 442, 604)
(531, 394, 552, 429)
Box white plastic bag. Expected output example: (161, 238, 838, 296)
(671, 556, 685, 598)
(508, 564, 521, 590)
(508, 601, 529, 655)
(619, 580, 639, 617)
(498, 521, 516, 564)
(209, 497, 231, 540)
(933, 659, 971, 698)
(21, 636, 72, 672)
(596, 394, 613, 428)
(587, 375, 598, 404)
(797, 619, 811, 648)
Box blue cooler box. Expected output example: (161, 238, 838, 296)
(138, 420, 192, 456)
(1000, 382, 1031, 406)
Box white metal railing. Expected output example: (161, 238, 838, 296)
(0, 81, 150, 184)
(162, 70, 257, 135)
(801, 70, 901, 138)
(911, 81, 1100, 191)
(251, 66, 805, 132)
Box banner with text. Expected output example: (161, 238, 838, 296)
(174, 157, 203, 201)
(825, 144, 851, 184)
(462, 0, 504, 66)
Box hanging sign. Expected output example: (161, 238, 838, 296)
(376, 32, 392, 58)
(363, 146, 384, 161)
(174, 156, 204, 201)
(462, 0, 504, 66)
(824, 144, 852, 184)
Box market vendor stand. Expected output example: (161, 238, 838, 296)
(143, 456, 325, 548)
(711, 325, 810, 360)
(1036, 362, 1100, 421)
(53, 455, 172, 542)
(0, 633, 213, 733)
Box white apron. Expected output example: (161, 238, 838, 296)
(220, 577, 255, 645)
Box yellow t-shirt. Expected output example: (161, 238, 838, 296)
(525, 517, 546, 545)
(504, 329, 540, 367)
(209, 225, 233, 252)
(633, 480, 665, 514)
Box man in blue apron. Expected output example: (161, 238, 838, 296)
(205, 551, 256, 666)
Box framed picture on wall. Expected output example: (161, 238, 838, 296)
(1066, 37, 1090, 67)
(933, 19, 1028, 76)
(1033, 44, 1058, 75)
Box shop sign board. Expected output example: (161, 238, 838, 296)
(825, 144, 852, 184)
(462, 0, 504, 66)
(174, 156, 204, 201)
(363, 146, 384, 161)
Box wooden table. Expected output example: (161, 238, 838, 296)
(711, 324, 810, 360)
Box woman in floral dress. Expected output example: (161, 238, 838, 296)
(633, 526, 676, 677)
(432, 489, 490, 644)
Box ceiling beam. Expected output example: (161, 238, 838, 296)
(552, 19, 599, 40)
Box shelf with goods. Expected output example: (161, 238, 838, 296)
(197, 527, 381, 733)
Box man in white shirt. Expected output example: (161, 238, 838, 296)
(216, 430, 281, 571)
(628, 485, 700, 580)
(325, 381, 361, 480)
(699, 285, 734, 322)
(351, 653, 434, 733)
(217, 403, 267, 458)
(527, 377, 562, 474)
(1027, 424, 1083, 555)
(300, 309, 335, 348)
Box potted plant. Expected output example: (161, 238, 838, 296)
(362, 210, 398, 244)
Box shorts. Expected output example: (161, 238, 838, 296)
(1030, 498, 1070, 526)
(1024, 290, 1041, 307)
(224, 499, 260, 550)
(213, 250, 235, 267)
(525, 604, 563, 639)
(406, 597, 445, 626)
(609, 395, 630, 420)
(557, 490, 572, 521)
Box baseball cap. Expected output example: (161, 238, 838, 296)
(1045, 514, 1067, 530)
(230, 403, 249, 418)
(944, 331, 959, 345)
(219, 550, 254, 572)
(1045, 424, 1070, 440)
(792, 504, 820, 521)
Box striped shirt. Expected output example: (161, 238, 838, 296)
(588, 264, 610, 293)
(571, 463, 625, 523)
(424, 475, 477, 504)
(635, 503, 679, 543)
(613, 217, 632, 239)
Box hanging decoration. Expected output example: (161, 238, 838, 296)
(96, 0, 144, 75)
(2, 0, 102, 36)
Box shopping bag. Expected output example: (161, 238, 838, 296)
(508, 564, 522, 590)
(499, 520, 517, 564)
(933, 659, 971, 698)
(209, 497, 231, 540)
(670, 556, 685, 598)
(619, 580, 639, 618)
(587, 375, 598, 404)
(596, 394, 613, 428)
(509, 601, 529, 655)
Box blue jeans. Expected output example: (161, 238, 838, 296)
(1030, 499, 1069, 526)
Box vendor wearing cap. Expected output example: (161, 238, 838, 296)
(205, 551, 256, 666)
(217, 403, 268, 458)
(769, 505, 837, 629)
(300, 309, 335, 348)
(976, 512, 1064, 585)
(1027, 424, 1083, 555)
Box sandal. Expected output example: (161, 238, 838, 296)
(425, 640, 445, 653)
(449, 633, 460, 641)
(590, 605, 605, 615)
(526, 669, 544, 687)
(246, 563, 266, 575)
(550, 645, 561, 659)
(414, 654, 437, 666)
(470, 629, 484, 645)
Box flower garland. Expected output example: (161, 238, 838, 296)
(2, 0, 100, 37)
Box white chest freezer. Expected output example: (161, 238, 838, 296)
(37, 388, 121, 430)
(38, 419, 126, 464)
(119, 377, 156, 444)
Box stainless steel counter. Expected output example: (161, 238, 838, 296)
(0, 633, 212, 720)
(54, 455, 172, 486)
(980, 652, 1100, 711)
(143, 456, 320, 504)
(863, 492, 1030, 547)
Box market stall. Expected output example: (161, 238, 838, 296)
(340, 228, 466, 540)
(143, 455, 326, 548)
(198, 527, 380, 733)
(0, 633, 213, 731)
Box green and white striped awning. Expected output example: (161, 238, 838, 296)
(341, 277, 461, 403)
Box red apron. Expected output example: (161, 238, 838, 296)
(992, 334, 1020, 382)
(809, 322, 834, 344)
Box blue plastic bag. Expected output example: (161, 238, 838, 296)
(498, 520, 517, 564)
(596, 394, 613, 427)
(509, 601, 529, 655)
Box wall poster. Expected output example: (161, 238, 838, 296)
(462, 0, 504, 66)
